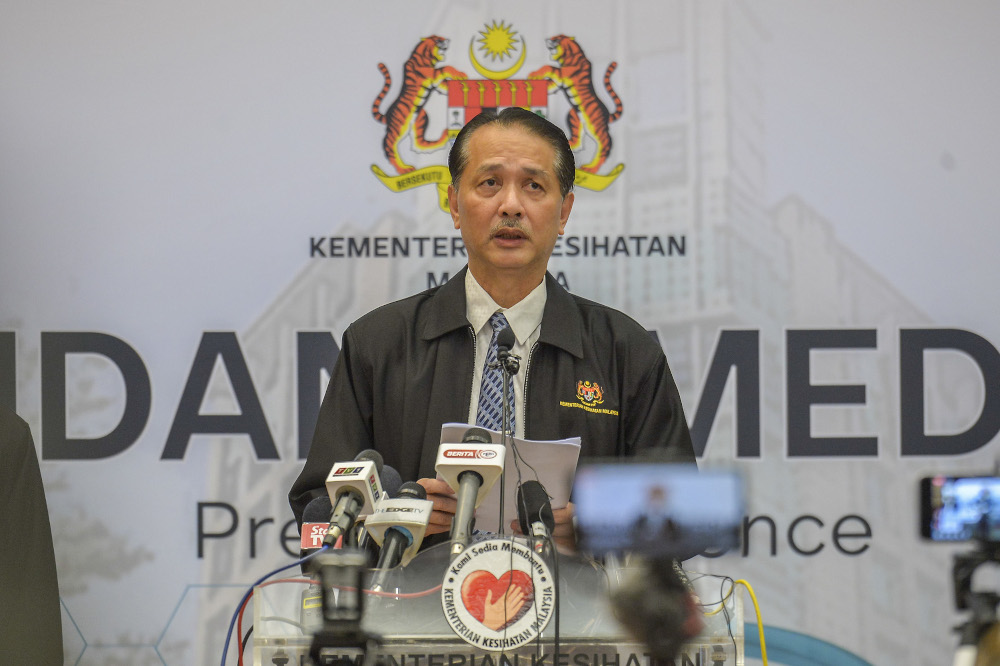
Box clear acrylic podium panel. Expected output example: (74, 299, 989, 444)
(254, 540, 743, 666)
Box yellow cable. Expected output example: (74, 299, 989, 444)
(734, 579, 767, 665)
(691, 575, 767, 663)
(701, 579, 735, 617)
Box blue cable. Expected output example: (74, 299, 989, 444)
(219, 546, 329, 666)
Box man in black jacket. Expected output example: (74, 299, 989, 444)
(0, 406, 63, 663)
(289, 108, 694, 548)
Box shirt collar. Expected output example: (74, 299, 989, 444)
(465, 270, 547, 345)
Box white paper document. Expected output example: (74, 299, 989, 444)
(439, 423, 582, 533)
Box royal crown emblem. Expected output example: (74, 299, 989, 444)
(576, 380, 605, 405)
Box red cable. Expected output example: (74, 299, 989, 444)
(237, 535, 447, 664)
(237, 534, 343, 665)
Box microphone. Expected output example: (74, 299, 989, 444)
(460, 427, 492, 445)
(493, 330, 518, 530)
(379, 465, 403, 500)
(435, 427, 506, 557)
(322, 449, 385, 547)
(300, 496, 334, 553)
(367, 482, 433, 592)
(353, 463, 403, 550)
(496, 326, 519, 375)
(301, 465, 403, 553)
(517, 480, 554, 554)
(610, 559, 698, 662)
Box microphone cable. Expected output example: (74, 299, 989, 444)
(689, 572, 768, 665)
(503, 366, 564, 659)
(228, 537, 452, 666)
(515, 480, 561, 661)
(222, 544, 332, 666)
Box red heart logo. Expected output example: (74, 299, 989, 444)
(460, 569, 534, 631)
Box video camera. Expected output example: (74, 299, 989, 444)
(920, 474, 1000, 665)
(572, 461, 744, 660)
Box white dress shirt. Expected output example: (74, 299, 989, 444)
(464, 270, 546, 440)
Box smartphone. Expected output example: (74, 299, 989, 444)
(572, 462, 744, 558)
(919, 475, 1000, 543)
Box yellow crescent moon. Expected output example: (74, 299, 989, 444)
(469, 37, 527, 80)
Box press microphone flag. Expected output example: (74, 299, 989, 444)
(301, 496, 334, 551)
(436, 427, 506, 556)
(301, 464, 403, 551)
(322, 449, 385, 546)
(367, 482, 433, 593)
(435, 429, 505, 507)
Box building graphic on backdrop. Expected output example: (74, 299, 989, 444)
(369, 22, 627, 211)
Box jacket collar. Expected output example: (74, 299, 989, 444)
(538, 272, 585, 358)
(419, 266, 474, 341)
(419, 266, 584, 359)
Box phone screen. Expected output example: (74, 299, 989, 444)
(920, 475, 1000, 543)
(573, 463, 743, 557)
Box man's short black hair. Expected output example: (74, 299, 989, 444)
(448, 108, 576, 197)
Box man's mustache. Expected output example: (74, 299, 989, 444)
(490, 219, 528, 238)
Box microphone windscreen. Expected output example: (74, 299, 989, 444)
(380, 465, 403, 498)
(356, 448, 384, 473)
(497, 326, 516, 353)
(397, 481, 427, 500)
(517, 480, 555, 534)
(461, 427, 493, 444)
(611, 559, 692, 661)
(303, 495, 333, 524)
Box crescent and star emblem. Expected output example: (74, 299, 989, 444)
(468, 20, 526, 80)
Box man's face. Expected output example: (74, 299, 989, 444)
(449, 124, 574, 284)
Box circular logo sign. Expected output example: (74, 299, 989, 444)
(441, 539, 554, 651)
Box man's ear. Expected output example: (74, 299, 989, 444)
(448, 184, 461, 230)
(558, 191, 575, 235)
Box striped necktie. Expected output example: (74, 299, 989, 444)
(476, 312, 514, 433)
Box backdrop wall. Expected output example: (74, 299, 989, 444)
(2, 1, 998, 664)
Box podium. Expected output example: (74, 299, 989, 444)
(252, 540, 743, 666)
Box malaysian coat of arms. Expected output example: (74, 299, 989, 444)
(370, 22, 626, 211)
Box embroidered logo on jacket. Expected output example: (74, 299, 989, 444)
(559, 380, 619, 416)
(576, 380, 604, 405)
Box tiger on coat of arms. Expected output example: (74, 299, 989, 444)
(529, 35, 623, 174)
(372, 36, 467, 174)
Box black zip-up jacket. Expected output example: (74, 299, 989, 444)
(289, 268, 695, 526)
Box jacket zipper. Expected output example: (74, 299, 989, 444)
(521, 342, 538, 437)
(467, 325, 477, 421)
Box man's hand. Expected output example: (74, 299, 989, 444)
(509, 501, 577, 551)
(681, 590, 704, 638)
(416, 477, 457, 536)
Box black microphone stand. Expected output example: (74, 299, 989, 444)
(952, 541, 1000, 665)
(496, 338, 520, 536)
(309, 549, 381, 666)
